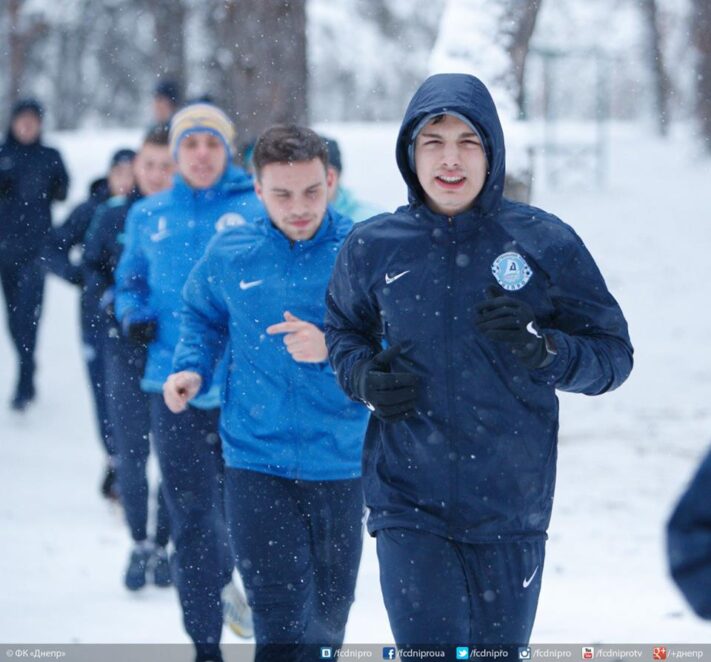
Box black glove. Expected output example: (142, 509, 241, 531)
(122, 318, 157, 345)
(475, 286, 551, 370)
(351, 345, 419, 423)
(0, 175, 13, 198)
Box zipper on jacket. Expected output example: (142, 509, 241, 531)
(444, 217, 457, 536)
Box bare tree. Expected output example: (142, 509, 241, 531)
(4, 0, 47, 111)
(692, 0, 711, 150)
(640, 0, 671, 136)
(204, 0, 308, 145)
(507, 0, 543, 118)
(146, 0, 188, 97)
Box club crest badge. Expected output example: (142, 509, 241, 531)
(215, 213, 246, 232)
(491, 252, 532, 291)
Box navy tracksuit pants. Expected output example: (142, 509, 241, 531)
(224, 468, 364, 662)
(0, 260, 44, 397)
(150, 396, 232, 659)
(81, 305, 114, 458)
(104, 334, 169, 546)
(376, 528, 544, 648)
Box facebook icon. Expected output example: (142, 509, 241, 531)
(383, 647, 397, 660)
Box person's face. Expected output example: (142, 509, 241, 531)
(414, 114, 488, 217)
(134, 143, 174, 196)
(177, 132, 228, 190)
(11, 112, 42, 145)
(254, 158, 335, 242)
(107, 161, 135, 197)
(326, 165, 341, 203)
(153, 96, 175, 123)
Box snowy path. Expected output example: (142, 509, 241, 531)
(1, 124, 710, 646)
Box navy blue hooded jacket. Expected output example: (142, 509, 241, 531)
(42, 177, 110, 285)
(325, 73, 633, 543)
(0, 130, 69, 267)
(667, 446, 711, 619)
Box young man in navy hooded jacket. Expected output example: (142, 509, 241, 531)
(115, 103, 263, 661)
(0, 99, 69, 410)
(165, 125, 369, 661)
(325, 74, 634, 648)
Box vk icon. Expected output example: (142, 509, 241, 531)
(383, 647, 397, 660)
(457, 647, 470, 659)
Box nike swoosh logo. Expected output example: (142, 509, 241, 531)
(239, 279, 263, 290)
(385, 270, 410, 285)
(523, 565, 539, 588)
(526, 321, 542, 339)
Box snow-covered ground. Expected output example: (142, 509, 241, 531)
(1, 121, 709, 648)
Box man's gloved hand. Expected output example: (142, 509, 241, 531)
(475, 285, 552, 370)
(351, 345, 419, 423)
(122, 316, 157, 345)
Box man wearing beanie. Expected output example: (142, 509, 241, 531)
(115, 103, 263, 662)
(0, 98, 69, 411)
(43, 147, 135, 498)
(325, 74, 633, 649)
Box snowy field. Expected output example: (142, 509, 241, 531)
(1, 121, 710, 649)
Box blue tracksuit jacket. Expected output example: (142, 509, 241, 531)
(114, 165, 264, 407)
(325, 73, 633, 543)
(172, 210, 369, 480)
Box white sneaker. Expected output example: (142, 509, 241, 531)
(221, 580, 254, 639)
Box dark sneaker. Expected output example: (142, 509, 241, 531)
(150, 546, 173, 587)
(100, 465, 120, 501)
(124, 543, 153, 591)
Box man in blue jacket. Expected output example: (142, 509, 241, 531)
(115, 103, 263, 661)
(667, 446, 711, 620)
(325, 74, 634, 648)
(0, 98, 69, 410)
(164, 125, 369, 661)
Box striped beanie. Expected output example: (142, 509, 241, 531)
(169, 103, 235, 158)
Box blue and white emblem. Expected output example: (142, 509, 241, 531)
(491, 252, 532, 291)
(215, 212, 246, 232)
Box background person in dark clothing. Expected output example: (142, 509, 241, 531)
(667, 445, 711, 620)
(83, 127, 174, 589)
(0, 98, 69, 411)
(152, 79, 182, 128)
(43, 147, 135, 499)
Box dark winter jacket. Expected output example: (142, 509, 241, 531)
(325, 73, 634, 543)
(0, 131, 69, 267)
(82, 191, 141, 324)
(42, 178, 110, 285)
(667, 446, 711, 619)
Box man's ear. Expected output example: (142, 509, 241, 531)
(253, 175, 263, 201)
(325, 166, 337, 197)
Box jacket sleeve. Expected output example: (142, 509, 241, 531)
(172, 254, 229, 393)
(82, 206, 113, 308)
(50, 150, 69, 202)
(667, 446, 711, 619)
(531, 233, 633, 395)
(41, 203, 87, 285)
(114, 206, 153, 323)
(324, 232, 384, 400)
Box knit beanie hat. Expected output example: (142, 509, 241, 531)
(169, 103, 235, 159)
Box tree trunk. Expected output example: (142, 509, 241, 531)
(692, 0, 711, 151)
(641, 0, 671, 136)
(506, 0, 543, 119)
(206, 0, 308, 146)
(148, 0, 187, 97)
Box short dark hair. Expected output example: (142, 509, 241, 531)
(252, 125, 328, 178)
(143, 124, 170, 147)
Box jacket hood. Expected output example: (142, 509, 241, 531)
(396, 73, 506, 215)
